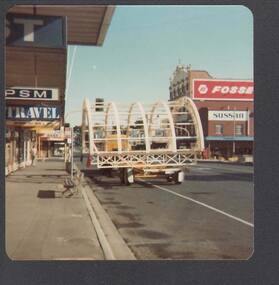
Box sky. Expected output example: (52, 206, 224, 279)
(65, 5, 253, 126)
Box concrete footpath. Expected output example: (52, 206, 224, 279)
(5, 159, 104, 260)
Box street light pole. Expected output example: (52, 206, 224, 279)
(71, 127, 74, 180)
(64, 110, 82, 180)
(233, 107, 236, 155)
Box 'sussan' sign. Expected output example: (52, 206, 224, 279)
(208, 110, 248, 121)
(6, 106, 60, 121)
(193, 79, 254, 101)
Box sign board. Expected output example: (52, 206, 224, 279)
(43, 130, 65, 139)
(6, 106, 60, 121)
(64, 127, 71, 139)
(208, 110, 248, 121)
(6, 87, 59, 101)
(6, 13, 66, 48)
(193, 79, 254, 101)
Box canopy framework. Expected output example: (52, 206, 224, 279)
(82, 98, 204, 169)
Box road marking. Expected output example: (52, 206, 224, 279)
(138, 179, 254, 228)
(197, 164, 253, 174)
(191, 167, 212, 171)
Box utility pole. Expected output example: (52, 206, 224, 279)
(233, 107, 236, 155)
(71, 127, 74, 180)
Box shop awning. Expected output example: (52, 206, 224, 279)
(8, 5, 115, 46)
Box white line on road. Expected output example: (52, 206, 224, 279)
(139, 179, 254, 228)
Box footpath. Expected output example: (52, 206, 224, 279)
(5, 159, 104, 260)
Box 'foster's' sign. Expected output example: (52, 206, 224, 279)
(193, 79, 254, 101)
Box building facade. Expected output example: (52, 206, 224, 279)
(169, 64, 254, 159)
(5, 5, 115, 175)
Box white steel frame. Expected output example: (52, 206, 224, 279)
(82, 98, 204, 169)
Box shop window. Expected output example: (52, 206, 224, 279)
(235, 124, 244, 136)
(215, 124, 223, 135)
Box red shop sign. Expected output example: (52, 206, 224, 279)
(193, 79, 254, 101)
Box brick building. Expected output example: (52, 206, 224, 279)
(169, 64, 254, 159)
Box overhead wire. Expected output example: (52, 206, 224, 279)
(65, 45, 77, 99)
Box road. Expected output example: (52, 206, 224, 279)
(84, 162, 254, 260)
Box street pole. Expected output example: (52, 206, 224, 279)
(247, 108, 250, 136)
(71, 127, 74, 180)
(233, 108, 235, 155)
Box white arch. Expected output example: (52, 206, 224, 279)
(127, 102, 150, 152)
(104, 102, 122, 152)
(149, 101, 177, 152)
(183, 97, 205, 151)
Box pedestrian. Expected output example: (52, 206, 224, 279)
(31, 144, 37, 166)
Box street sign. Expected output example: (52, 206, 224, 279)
(64, 127, 71, 139)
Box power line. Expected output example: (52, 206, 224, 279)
(65, 46, 77, 98)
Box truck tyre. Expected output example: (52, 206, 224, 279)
(120, 169, 125, 184)
(166, 175, 173, 182)
(174, 171, 184, 184)
(124, 169, 130, 185)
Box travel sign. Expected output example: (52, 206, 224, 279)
(193, 79, 254, 101)
(5, 87, 59, 101)
(6, 106, 61, 121)
(6, 13, 66, 48)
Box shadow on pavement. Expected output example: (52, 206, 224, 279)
(37, 190, 56, 198)
(7, 178, 65, 184)
(43, 169, 66, 172)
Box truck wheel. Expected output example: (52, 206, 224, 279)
(124, 169, 130, 185)
(174, 171, 184, 184)
(121, 168, 134, 185)
(166, 176, 173, 182)
(127, 168, 134, 185)
(120, 169, 125, 184)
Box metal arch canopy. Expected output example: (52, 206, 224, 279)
(148, 100, 177, 152)
(169, 96, 205, 151)
(81, 98, 204, 168)
(127, 102, 150, 152)
(104, 102, 122, 152)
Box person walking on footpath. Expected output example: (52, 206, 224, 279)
(31, 144, 37, 166)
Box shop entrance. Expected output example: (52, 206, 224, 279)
(39, 140, 65, 159)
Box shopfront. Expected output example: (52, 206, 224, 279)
(5, 5, 115, 175)
(37, 129, 65, 159)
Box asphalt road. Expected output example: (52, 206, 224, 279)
(85, 162, 254, 260)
